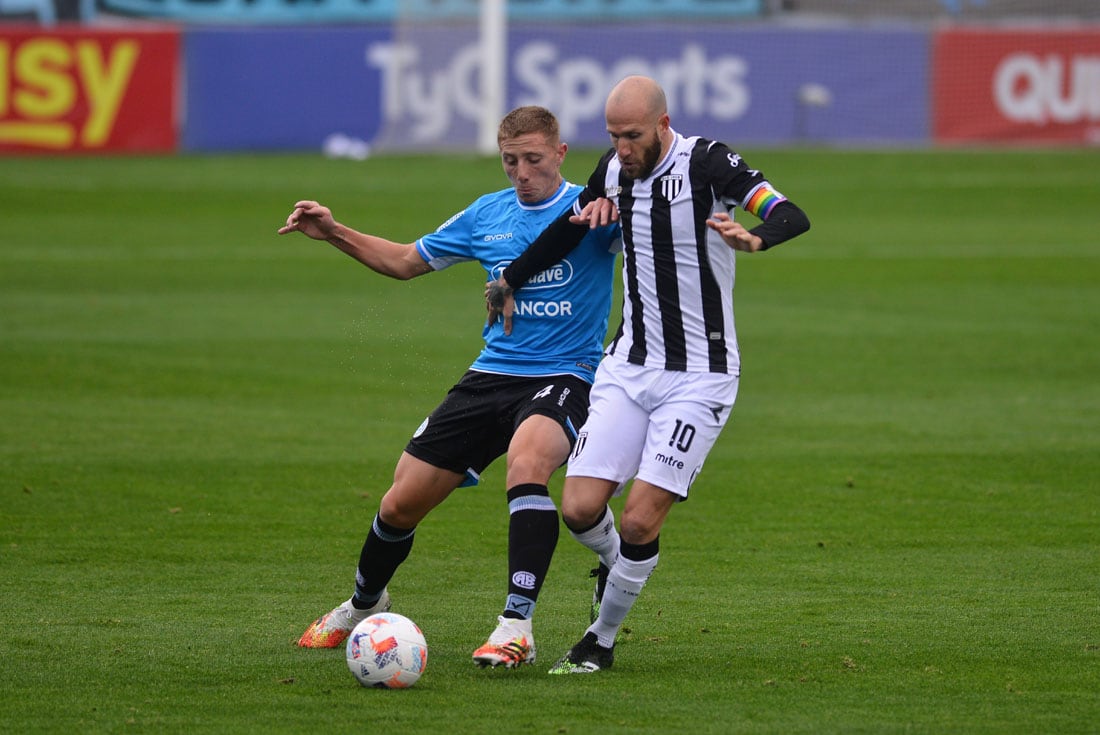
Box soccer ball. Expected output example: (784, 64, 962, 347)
(345, 612, 428, 689)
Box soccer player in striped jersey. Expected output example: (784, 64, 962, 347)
(279, 106, 620, 668)
(487, 76, 810, 674)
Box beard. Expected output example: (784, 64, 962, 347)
(621, 135, 664, 180)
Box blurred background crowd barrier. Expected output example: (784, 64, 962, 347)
(2, 0, 1098, 153)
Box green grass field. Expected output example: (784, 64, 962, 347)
(2, 148, 1098, 734)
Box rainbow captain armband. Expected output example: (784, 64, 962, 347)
(743, 184, 786, 219)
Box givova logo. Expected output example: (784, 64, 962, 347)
(490, 260, 574, 291)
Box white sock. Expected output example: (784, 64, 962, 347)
(588, 551, 658, 648)
(570, 505, 620, 569)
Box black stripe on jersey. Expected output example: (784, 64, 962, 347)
(650, 165, 688, 371)
(692, 142, 730, 372)
(617, 171, 648, 366)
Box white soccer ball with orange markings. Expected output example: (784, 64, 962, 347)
(345, 612, 427, 689)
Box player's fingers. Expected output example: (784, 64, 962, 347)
(597, 200, 619, 227)
(278, 212, 300, 234)
(486, 295, 505, 327)
(502, 298, 514, 336)
(571, 202, 596, 225)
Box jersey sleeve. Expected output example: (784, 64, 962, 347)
(415, 204, 478, 271)
(702, 141, 810, 249)
(700, 141, 781, 212)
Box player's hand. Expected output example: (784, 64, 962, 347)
(706, 211, 764, 252)
(485, 277, 516, 335)
(278, 200, 337, 240)
(569, 198, 619, 229)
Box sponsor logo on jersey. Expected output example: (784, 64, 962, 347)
(605, 185, 622, 197)
(483, 232, 513, 241)
(490, 260, 573, 291)
(514, 300, 573, 317)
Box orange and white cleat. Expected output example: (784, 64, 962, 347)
(472, 616, 536, 668)
(297, 590, 391, 648)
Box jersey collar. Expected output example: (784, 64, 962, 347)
(516, 179, 571, 211)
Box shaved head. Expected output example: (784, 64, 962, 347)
(604, 75, 672, 180)
(605, 75, 667, 124)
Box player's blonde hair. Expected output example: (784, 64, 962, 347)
(497, 106, 561, 147)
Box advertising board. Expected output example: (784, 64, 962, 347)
(184, 25, 928, 151)
(933, 28, 1100, 144)
(0, 26, 178, 153)
(92, 0, 761, 24)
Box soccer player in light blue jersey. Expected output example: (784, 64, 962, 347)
(279, 106, 620, 667)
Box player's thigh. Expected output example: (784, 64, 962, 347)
(566, 379, 649, 485)
(506, 373, 590, 483)
(405, 372, 510, 482)
(381, 451, 465, 527)
(636, 398, 730, 498)
(506, 413, 572, 485)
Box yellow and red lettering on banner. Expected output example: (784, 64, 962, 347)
(0, 27, 178, 153)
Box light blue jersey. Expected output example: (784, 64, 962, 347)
(416, 180, 620, 383)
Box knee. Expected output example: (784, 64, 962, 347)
(505, 452, 559, 487)
(561, 494, 604, 532)
(378, 488, 427, 529)
(619, 512, 661, 546)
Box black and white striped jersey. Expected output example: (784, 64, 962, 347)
(576, 129, 792, 376)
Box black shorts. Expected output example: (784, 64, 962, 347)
(405, 370, 592, 485)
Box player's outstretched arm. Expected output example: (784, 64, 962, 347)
(706, 201, 810, 252)
(501, 209, 591, 292)
(278, 200, 430, 280)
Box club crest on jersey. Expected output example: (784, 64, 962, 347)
(659, 174, 684, 201)
(605, 185, 622, 198)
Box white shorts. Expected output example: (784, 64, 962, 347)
(566, 356, 739, 498)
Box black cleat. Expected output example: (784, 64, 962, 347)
(548, 632, 614, 675)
